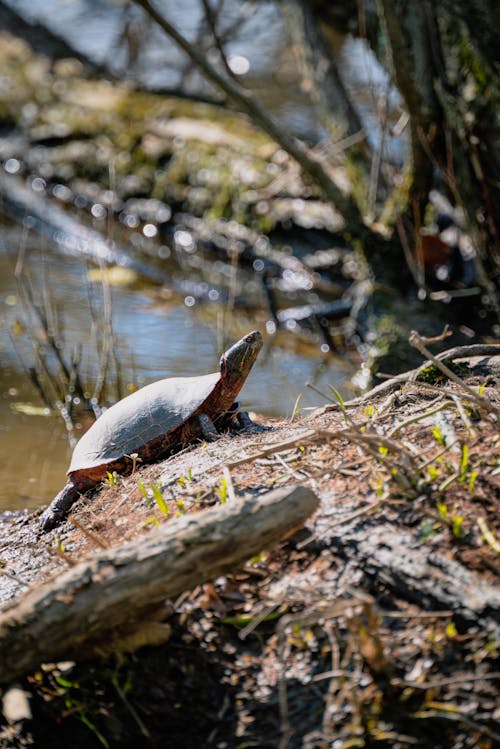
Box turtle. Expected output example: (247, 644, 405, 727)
(40, 330, 263, 531)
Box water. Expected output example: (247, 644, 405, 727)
(6, 1, 290, 101)
(4, 0, 406, 151)
(0, 228, 356, 512)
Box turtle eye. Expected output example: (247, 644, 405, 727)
(245, 334, 254, 342)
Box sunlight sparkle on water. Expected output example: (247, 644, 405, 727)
(31, 177, 46, 192)
(143, 223, 158, 238)
(228, 55, 250, 75)
(4, 159, 20, 174)
(265, 320, 277, 335)
(174, 230, 195, 252)
(91, 203, 106, 219)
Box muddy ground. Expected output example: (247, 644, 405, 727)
(1, 351, 499, 749)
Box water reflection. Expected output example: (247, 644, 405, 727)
(0, 370, 70, 510)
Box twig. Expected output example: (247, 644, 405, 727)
(417, 439, 459, 470)
(450, 394, 475, 436)
(438, 471, 460, 492)
(273, 452, 308, 481)
(68, 515, 110, 549)
(200, 0, 236, 80)
(306, 381, 336, 403)
(317, 428, 416, 460)
(387, 401, 452, 437)
(312, 344, 500, 418)
(317, 429, 415, 490)
(0, 570, 30, 588)
(414, 327, 453, 345)
(477, 517, 500, 553)
(311, 668, 347, 682)
(408, 331, 498, 415)
(238, 603, 281, 640)
(382, 610, 454, 619)
(226, 431, 317, 469)
(411, 708, 500, 743)
(393, 671, 500, 690)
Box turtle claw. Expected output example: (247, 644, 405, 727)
(236, 411, 268, 433)
(39, 508, 62, 533)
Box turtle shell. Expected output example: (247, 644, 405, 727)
(68, 371, 221, 473)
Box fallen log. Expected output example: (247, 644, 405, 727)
(328, 521, 500, 630)
(0, 485, 319, 685)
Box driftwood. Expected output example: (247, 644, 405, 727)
(313, 345, 500, 414)
(0, 485, 319, 685)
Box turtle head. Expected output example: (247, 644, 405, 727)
(219, 331, 263, 392)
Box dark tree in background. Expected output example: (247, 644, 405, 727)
(134, 0, 500, 325)
(309, 0, 500, 302)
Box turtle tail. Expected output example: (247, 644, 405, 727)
(39, 480, 82, 532)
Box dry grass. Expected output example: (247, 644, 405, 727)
(13, 349, 497, 749)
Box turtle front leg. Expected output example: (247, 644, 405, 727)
(198, 413, 220, 442)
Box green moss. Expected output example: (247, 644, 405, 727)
(379, 160, 413, 226)
(417, 360, 468, 384)
(344, 150, 371, 216)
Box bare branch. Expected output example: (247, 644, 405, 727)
(130, 0, 364, 226)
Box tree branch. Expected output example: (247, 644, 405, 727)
(131, 0, 364, 227)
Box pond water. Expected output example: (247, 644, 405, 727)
(0, 225, 357, 512)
